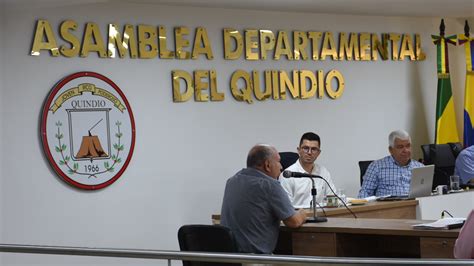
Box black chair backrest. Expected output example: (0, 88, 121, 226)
(421, 143, 463, 189)
(178, 224, 241, 266)
(358, 160, 374, 185)
(448, 142, 463, 158)
(421, 143, 462, 166)
(279, 152, 299, 170)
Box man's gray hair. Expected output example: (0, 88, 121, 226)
(388, 130, 411, 147)
(247, 144, 275, 168)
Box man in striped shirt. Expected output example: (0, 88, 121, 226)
(358, 130, 424, 198)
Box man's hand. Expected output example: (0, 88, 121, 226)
(283, 209, 307, 228)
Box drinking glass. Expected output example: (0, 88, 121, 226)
(337, 189, 346, 206)
(450, 175, 460, 191)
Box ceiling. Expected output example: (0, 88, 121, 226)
(3, 0, 474, 18)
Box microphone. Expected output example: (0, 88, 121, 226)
(281, 170, 358, 220)
(282, 170, 322, 179)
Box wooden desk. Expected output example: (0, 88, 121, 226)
(212, 200, 418, 224)
(278, 218, 459, 258)
(308, 200, 417, 219)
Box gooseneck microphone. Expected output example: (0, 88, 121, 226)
(282, 170, 322, 179)
(282, 170, 327, 223)
(281, 170, 358, 221)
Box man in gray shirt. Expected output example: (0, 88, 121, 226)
(221, 144, 306, 254)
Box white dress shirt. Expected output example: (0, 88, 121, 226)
(279, 160, 337, 208)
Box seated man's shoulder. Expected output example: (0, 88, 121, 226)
(286, 161, 300, 170)
(459, 146, 474, 159)
(371, 156, 390, 167)
(466, 145, 474, 153)
(316, 163, 329, 171)
(316, 163, 332, 177)
(412, 159, 425, 167)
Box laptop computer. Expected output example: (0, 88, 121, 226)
(377, 165, 435, 201)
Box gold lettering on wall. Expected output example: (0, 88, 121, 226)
(252, 70, 272, 101)
(274, 31, 293, 60)
(158, 26, 175, 59)
(245, 29, 259, 60)
(31, 20, 60, 56)
(81, 23, 107, 58)
(260, 30, 275, 60)
(338, 32, 359, 61)
(209, 70, 224, 101)
(223, 28, 243, 60)
(308, 32, 323, 60)
(60, 20, 80, 57)
(321, 32, 338, 60)
(172, 70, 194, 102)
(389, 33, 402, 60)
(108, 24, 138, 58)
(359, 33, 371, 61)
(325, 70, 345, 99)
(226, 69, 346, 103)
(399, 34, 415, 61)
(30, 20, 428, 104)
(138, 25, 158, 59)
(175, 27, 191, 59)
(194, 70, 210, 101)
(371, 33, 389, 60)
(415, 34, 426, 60)
(173, 70, 224, 102)
(300, 70, 317, 99)
(293, 31, 309, 60)
(230, 70, 253, 103)
(31, 20, 425, 63)
(279, 71, 300, 100)
(192, 27, 213, 59)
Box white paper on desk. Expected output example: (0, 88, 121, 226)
(363, 196, 378, 202)
(413, 218, 466, 229)
(293, 204, 311, 209)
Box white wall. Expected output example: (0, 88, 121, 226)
(0, 2, 470, 265)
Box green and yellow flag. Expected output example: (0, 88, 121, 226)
(432, 19, 460, 144)
(458, 21, 474, 147)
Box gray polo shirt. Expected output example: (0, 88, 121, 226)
(221, 168, 296, 254)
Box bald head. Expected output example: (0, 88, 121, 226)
(247, 144, 275, 168)
(247, 144, 281, 179)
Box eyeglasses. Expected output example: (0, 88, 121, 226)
(301, 146, 321, 153)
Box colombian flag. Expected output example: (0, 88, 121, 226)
(459, 31, 474, 147)
(432, 33, 460, 144)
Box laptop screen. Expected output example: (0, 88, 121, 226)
(408, 165, 435, 199)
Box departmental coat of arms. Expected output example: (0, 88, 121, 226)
(41, 72, 135, 190)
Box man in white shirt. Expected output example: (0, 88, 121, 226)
(280, 132, 337, 208)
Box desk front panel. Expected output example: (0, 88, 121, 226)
(420, 237, 456, 258)
(292, 232, 421, 258)
(279, 218, 459, 259)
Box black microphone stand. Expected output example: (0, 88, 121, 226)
(306, 177, 327, 223)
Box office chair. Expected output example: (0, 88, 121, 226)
(448, 142, 463, 158)
(358, 160, 374, 185)
(279, 152, 299, 170)
(177, 224, 241, 266)
(420, 143, 462, 189)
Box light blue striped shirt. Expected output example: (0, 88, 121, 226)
(358, 156, 424, 198)
(455, 145, 474, 184)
